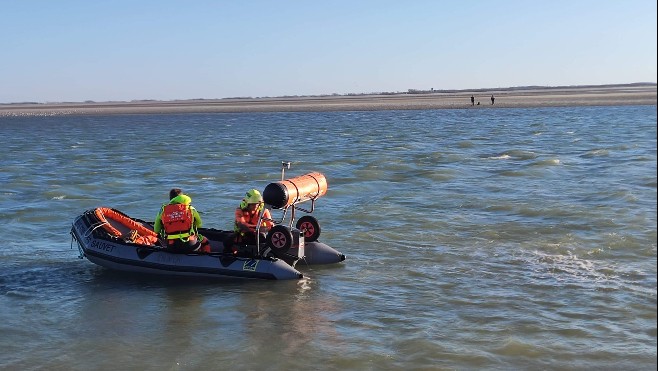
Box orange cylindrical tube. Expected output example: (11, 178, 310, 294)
(263, 172, 328, 209)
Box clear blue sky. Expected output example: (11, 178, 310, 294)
(1, 0, 656, 103)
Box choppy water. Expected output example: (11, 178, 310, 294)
(0, 106, 656, 370)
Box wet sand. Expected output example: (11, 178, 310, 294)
(1, 84, 655, 116)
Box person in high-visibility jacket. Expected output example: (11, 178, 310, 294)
(232, 189, 274, 249)
(154, 188, 211, 253)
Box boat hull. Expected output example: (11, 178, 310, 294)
(71, 213, 303, 280)
(290, 241, 345, 265)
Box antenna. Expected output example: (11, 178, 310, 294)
(281, 161, 291, 180)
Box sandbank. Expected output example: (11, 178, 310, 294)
(1, 84, 655, 117)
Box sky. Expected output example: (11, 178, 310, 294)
(1, 0, 656, 103)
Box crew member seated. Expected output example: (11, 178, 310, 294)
(227, 189, 274, 254)
(154, 188, 211, 253)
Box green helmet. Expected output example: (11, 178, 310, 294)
(240, 189, 264, 209)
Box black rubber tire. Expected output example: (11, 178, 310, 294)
(295, 215, 321, 242)
(266, 225, 293, 254)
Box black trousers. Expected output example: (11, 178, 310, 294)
(165, 236, 201, 253)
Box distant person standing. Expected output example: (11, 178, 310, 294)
(491, 95, 495, 105)
(471, 95, 475, 106)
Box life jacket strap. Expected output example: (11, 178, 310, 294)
(166, 232, 193, 240)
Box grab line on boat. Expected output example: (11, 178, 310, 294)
(85, 221, 108, 238)
(70, 230, 85, 259)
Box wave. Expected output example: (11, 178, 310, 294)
(529, 158, 561, 166)
(486, 150, 538, 161)
(582, 149, 610, 157)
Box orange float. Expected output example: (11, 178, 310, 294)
(263, 172, 328, 209)
(93, 207, 159, 245)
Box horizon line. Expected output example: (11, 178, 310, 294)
(2, 82, 656, 106)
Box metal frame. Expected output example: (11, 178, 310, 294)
(253, 161, 319, 255)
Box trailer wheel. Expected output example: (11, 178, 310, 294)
(266, 225, 293, 254)
(296, 215, 321, 242)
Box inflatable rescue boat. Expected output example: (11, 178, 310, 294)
(71, 170, 345, 281)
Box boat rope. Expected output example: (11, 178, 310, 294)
(84, 221, 109, 238)
(70, 230, 85, 259)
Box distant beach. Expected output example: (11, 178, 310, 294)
(1, 84, 655, 116)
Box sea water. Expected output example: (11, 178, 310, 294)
(0, 106, 656, 370)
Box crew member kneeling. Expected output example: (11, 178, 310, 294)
(154, 189, 211, 253)
(229, 189, 273, 253)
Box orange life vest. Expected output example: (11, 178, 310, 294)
(161, 203, 194, 240)
(234, 208, 273, 234)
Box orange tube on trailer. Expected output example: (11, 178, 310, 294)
(263, 172, 328, 209)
